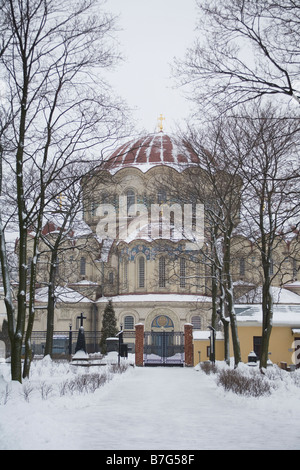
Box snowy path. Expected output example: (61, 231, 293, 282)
(1, 365, 300, 450)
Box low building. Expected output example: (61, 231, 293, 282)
(193, 287, 300, 368)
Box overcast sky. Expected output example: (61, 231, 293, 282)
(106, 0, 199, 134)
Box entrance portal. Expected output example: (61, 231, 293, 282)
(144, 315, 184, 366)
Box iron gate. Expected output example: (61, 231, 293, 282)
(144, 331, 184, 366)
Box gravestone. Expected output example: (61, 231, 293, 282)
(75, 313, 87, 353)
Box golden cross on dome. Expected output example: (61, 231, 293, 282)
(58, 193, 64, 209)
(158, 114, 165, 132)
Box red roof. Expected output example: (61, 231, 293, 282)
(102, 133, 199, 174)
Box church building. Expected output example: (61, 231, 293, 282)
(15, 120, 300, 367)
(80, 128, 212, 364)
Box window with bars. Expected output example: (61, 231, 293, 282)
(191, 315, 201, 330)
(138, 256, 145, 288)
(159, 256, 166, 288)
(124, 315, 134, 330)
(180, 257, 186, 288)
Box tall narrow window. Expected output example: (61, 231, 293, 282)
(293, 258, 298, 278)
(127, 189, 135, 212)
(80, 257, 86, 276)
(239, 258, 245, 276)
(159, 256, 166, 288)
(157, 188, 167, 204)
(180, 257, 186, 288)
(109, 272, 114, 285)
(138, 256, 145, 288)
(123, 259, 128, 288)
(91, 201, 98, 216)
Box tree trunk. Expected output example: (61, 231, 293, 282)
(22, 253, 39, 378)
(224, 233, 241, 368)
(260, 280, 273, 369)
(44, 252, 58, 357)
(219, 282, 230, 365)
(211, 263, 218, 331)
(222, 319, 230, 366)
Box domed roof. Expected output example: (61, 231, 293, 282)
(103, 133, 200, 174)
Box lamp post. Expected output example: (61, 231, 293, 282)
(208, 326, 216, 364)
(118, 323, 123, 366)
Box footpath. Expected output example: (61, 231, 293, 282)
(1, 365, 299, 450)
(56, 366, 299, 450)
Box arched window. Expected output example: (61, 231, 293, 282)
(138, 256, 145, 288)
(80, 257, 86, 276)
(91, 201, 98, 216)
(159, 256, 166, 288)
(157, 188, 167, 204)
(126, 189, 135, 212)
(109, 271, 114, 285)
(191, 315, 201, 330)
(151, 315, 174, 329)
(123, 259, 128, 288)
(180, 257, 186, 288)
(101, 192, 109, 203)
(239, 258, 245, 276)
(124, 315, 134, 330)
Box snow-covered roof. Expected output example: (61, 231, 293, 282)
(285, 281, 300, 287)
(41, 217, 92, 238)
(101, 133, 200, 175)
(237, 286, 300, 305)
(193, 331, 224, 340)
(235, 304, 300, 326)
(35, 286, 92, 303)
(97, 293, 211, 304)
(235, 286, 300, 326)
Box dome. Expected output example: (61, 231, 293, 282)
(103, 133, 199, 174)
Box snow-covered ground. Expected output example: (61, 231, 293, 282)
(0, 355, 300, 450)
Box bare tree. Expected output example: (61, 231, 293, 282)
(174, 0, 300, 112)
(0, 0, 129, 382)
(38, 164, 113, 357)
(233, 102, 300, 369)
(156, 124, 242, 366)
(179, 123, 243, 367)
(168, 101, 300, 369)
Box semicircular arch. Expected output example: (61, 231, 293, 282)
(145, 307, 180, 331)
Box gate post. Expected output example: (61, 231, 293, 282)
(135, 323, 144, 367)
(184, 323, 193, 367)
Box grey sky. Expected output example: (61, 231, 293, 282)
(106, 0, 198, 133)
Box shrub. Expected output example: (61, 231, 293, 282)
(61, 372, 109, 395)
(199, 361, 217, 375)
(39, 381, 53, 400)
(110, 361, 130, 374)
(217, 368, 271, 397)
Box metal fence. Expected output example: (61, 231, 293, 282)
(30, 330, 102, 356)
(30, 330, 136, 356)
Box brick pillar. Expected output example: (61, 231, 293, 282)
(135, 323, 144, 367)
(184, 323, 193, 367)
